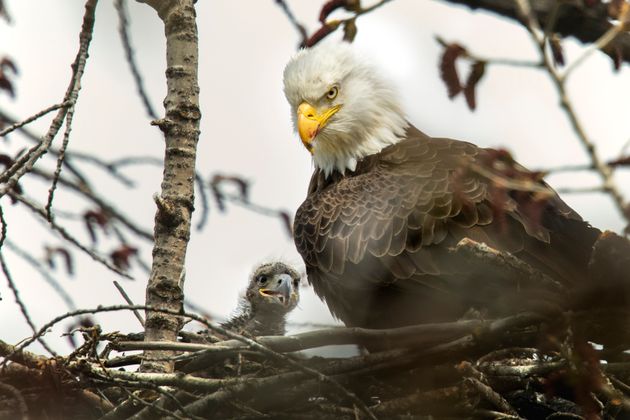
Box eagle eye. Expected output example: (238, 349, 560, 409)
(326, 86, 339, 100)
(256, 275, 268, 286)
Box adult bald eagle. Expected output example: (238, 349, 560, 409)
(283, 42, 602, 329)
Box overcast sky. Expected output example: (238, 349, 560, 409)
(0, 1, 628, 356)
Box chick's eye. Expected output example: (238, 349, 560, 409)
(326, 86, 338, 100)
(256, 275, 268, 285)
(293, 279, 300, 288)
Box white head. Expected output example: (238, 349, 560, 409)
(283, 42, 408, 176)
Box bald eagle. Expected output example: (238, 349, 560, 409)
(283, 43, 601, 329)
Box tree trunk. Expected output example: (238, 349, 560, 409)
(139, 0, 201, 373)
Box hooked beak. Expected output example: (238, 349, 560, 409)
(297, 102, 341, 154)
(259, 273, 296, 307)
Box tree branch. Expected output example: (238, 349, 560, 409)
(437, 0, 630, 66)
(138, 0, 201, 374)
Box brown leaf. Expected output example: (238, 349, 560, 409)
(0, 56, 17, 98)
(305, 21, 341, 48)
(549, 34, 565, 67)
(463, 60, 486, 111)
(1, 57, 17, 74)
(439, 43, 466, 99)
(45, 246, 75, 276)
(319, 0, 347, 23)
(110, 244, 138, 271)
(83, 209, 110, 243)
(343, 18, 357, 43)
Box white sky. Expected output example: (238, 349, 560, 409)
(0, 0, 628, 356)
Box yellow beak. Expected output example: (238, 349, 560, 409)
(297, 102, 341, 153)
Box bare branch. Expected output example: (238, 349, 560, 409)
(0, 101, 70, 138)
(114, 0, 158, 119)
(113, 280, 145, 327)
(512, 0, 629, 227)
(11, 193, 133, 279)
(0, 0, 97, 198)
(274, 0, 308, 47)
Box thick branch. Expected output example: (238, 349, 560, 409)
(139, 0, 201, 374)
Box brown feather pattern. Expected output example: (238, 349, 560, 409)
(294, 125, 601, 328)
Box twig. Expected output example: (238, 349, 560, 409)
(216, 190, 293, 237)
(0, 339, 48, 368)
(451, 238, 564, 292)
(11, 192, 133, 279)
(30, 167, 153, 241)
(513, 0, 629, 225)
(45, 101, 76, 221)
(463, 377, 520, 416)
(113, 280, 145, 326)
(93, 376, 195, 420)
(0, 207, 57, 357)
(116, 316, 504, 356)
(555, 186, 607, 194)
(0, 101, 70, 138)
(5, 239, 76, 310)
(181, 324, 379, 419)
(435, 36, 541, 68)
(114, 0, 157, 119)
(562, 19, 627, 80)
(0, 251, 57, 357)
(274, 0, 307, 47)
(102, 155, 209, 231)
(0, 0, 97, 198)
(111, 341, 244, 353)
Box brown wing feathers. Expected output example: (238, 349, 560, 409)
(294, 125, 601, 327)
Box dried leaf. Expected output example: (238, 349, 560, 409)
(0, 56, 17, 98)
(343, 18, 357, 43)
(1, 57, 17, 74)
(319, 0, 347, 23)
(65, 316, 95, 349)
(463, 60, 486, 111)
(110, 244, 138, 271)
(549, 34, 565, 67)
(305, 21, 341, 48)
(439, 43, 466, 99)
(83, 209, 110, 243)
(45, 246, 74, 276)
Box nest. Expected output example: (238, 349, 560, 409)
(1, 235, 630, 420)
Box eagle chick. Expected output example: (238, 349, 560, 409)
(221, 261, 301, 336)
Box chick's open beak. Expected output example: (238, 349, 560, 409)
(297, 102, 341, 153)
(259, 273, 295, 307)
